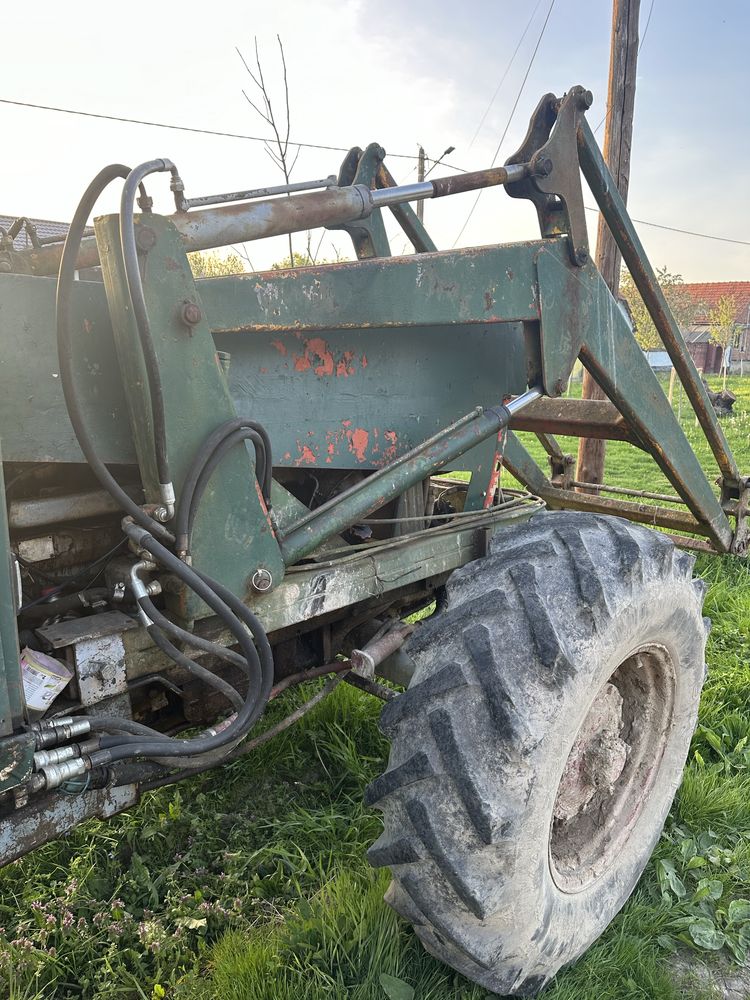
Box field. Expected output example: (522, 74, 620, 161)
(2, 376, 750, 1000)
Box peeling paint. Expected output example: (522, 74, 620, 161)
(346, 427, 369, 463)
(294, 443, 317, 466)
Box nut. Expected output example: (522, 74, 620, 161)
(135, 226, 157, 252)
(251, 568, 273, 593)
(181, 301, 202, 327)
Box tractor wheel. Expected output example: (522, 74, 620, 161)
(365, 512, 708, 996)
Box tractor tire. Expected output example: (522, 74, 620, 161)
(365, 511, 708, 996)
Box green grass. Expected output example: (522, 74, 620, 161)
(1, 377, 749, 999)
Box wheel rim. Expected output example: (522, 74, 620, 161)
(549, 643, 676, 893)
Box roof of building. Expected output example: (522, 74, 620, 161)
(0, 215, 74, 250)
(682, 282, 750, 325)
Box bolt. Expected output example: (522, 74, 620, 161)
(251, 568, 273, 593)
(181, 301, 202, 327)
(577, 89, 594, 110)
(153, 505, 170, 523)
(135, 226, 157, 252)
(535, 157, 553, 178)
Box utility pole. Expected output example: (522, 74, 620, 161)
(576, 0, 640, 491)
(417, 146, 426, 222)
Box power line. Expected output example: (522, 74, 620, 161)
(453, 0, 556, 247)
(583, 205, 750, 247)
(2, 90, 745, 249)
(468, 0, 544, 149)
(0, 95, 465, 171)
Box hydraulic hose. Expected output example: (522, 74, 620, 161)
(138, 597, 249, 675)
(87, 520, 271, 764)
(120, 159, 179, 512)
(145, 622, 243, 711)
(185, 429, 266, 550)
(55, 164, 174, 545)
(175, 418, 273, 555)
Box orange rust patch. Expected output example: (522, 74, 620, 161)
(259, 367, 268, 374)
(361, 354, 368, 368)
(294, 354, 311, 372)
(346, 427, 369, 463)
(271, 339, 288, 356)
(308, 337, 334, 376)
(336, 350, 356, 377)
(294, 444, 317, 466)
(382, 430, 398, 463)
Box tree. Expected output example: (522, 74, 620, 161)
(188, 250, 247, 278)
(237, 37, 298, 265)
(619, 266, 702, 351)
(708, 294, 739, 389)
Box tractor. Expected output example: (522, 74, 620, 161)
(0, 85, 746, 994)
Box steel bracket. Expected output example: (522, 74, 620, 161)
(506, 85, 592, 266)
(329, 144, 392, 259)
(729, 476, 750, 556)
(549, 451, 575, 490)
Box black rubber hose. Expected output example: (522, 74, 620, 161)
(138, 597, 249, 675)
(120, 159, 177, 498)
(174, 418, 273, 553)
(55, 164, 173, 545)
(88, 522, 266, 762)
(194, 567, 274, 713)
(186, 429, 267, 547)
(145, 621, 244, 711)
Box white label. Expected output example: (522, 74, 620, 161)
(21, 648, 73, 713)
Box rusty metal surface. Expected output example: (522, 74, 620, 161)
(506, 87, 591, 266)
(375, 163, 437, 254)
(540, 487, 710, 536)
(36, 610, 137, 650)
(0, 785, 137, 867)
(578, 117, 740, 488)
(509, 396, 638, 443)
(430, 166, 520, 198)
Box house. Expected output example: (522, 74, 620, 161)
(0, 215, 76, 249)
(681, 282, 750, 374)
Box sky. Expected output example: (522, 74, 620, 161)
(1, 0, 748, 280)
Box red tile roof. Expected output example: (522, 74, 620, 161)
(682, 282, 750, 325)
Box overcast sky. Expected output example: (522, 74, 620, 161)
(2, 0, 748, 279)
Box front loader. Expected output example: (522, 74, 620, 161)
(0, 85, 746, 994)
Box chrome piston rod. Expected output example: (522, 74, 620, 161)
(21, 163, 531, 275)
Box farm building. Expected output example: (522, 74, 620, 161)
(682, 281, 750, 374)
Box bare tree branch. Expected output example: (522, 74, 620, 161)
(237, 36, 296, 261)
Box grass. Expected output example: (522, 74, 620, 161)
(1, 376, 749, 999)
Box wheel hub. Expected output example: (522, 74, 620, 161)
(554, 683, 629, 822)
(549, 645, 676, 893)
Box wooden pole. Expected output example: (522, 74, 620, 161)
(576, 0, 640, 490)
(417, 146, 426, 223)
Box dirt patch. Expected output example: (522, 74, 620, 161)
(670, 948, 750, 999)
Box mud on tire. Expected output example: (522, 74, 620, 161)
(365, 512, 708, 996)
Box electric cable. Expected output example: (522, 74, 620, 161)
(453, 0, 556, 247)
(0, 97, 465, 171)
(468, 0, 545, 149)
